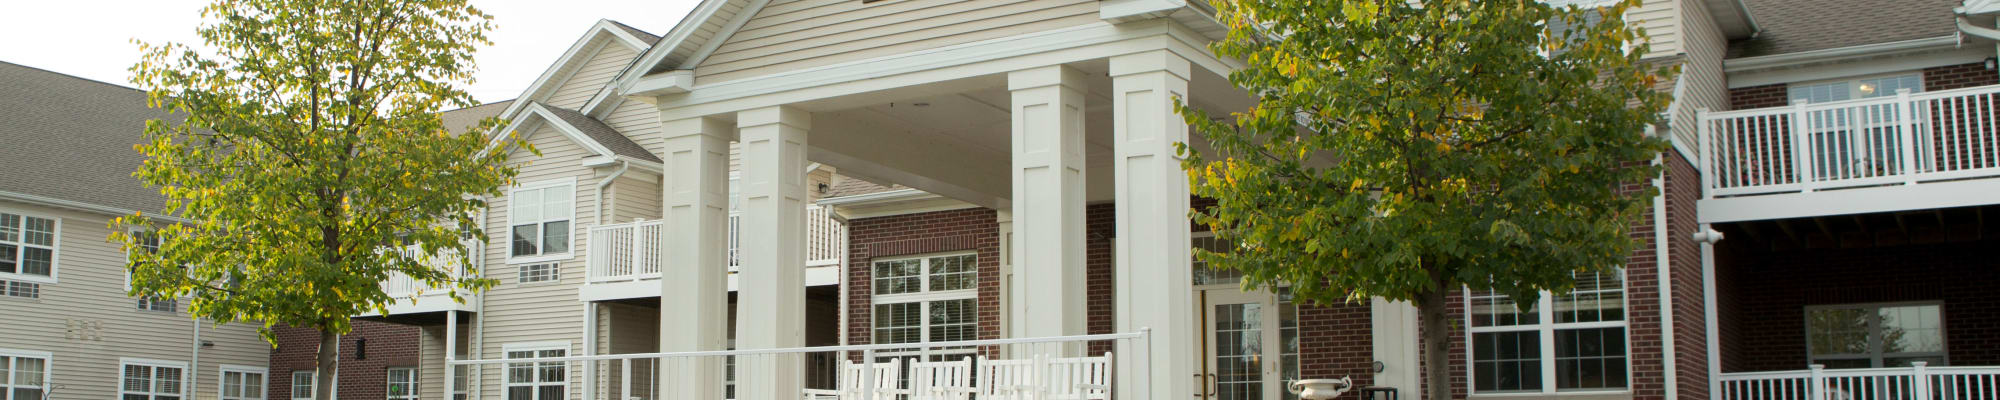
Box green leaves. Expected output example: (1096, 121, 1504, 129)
(1182, 0, 1669, 306)
(120, 0, 514, 338)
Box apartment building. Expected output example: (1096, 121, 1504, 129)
(0, 61, 272, 400)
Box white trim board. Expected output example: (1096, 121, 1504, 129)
(1726, 38, 1987, 88)
(1698, 177, 2000, 223)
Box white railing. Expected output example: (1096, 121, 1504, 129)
(1699, 85, 2000, 198)
(379, 245, 468, 298)
(591, 205, 846, 282)
(587, 219, 666, 283)
(1718, 363, 2000, 400)
(449, 330, 1150, 400)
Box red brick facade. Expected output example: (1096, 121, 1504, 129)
(269, 320, 422, 400)
(1729, 83, 1791, 110)
(842, 208, 1004, 348)
(1666, 151, 1712, 400)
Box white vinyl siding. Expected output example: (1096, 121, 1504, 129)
(1466, 270, 1631, 394)
(128, 230, 176, 313)
(508, 179, 577, 263)
(0, 209, 60, 283)
(695, 0, 1101, 83)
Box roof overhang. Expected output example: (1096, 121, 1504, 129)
(816, 188, 979, 220)
(1701, 0, 1761, 39)
(477, 102, 620, 160)
(615, 0, 769, 95)
(1723, 36, 1963, 73)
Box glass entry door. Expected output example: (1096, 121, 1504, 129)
(1198, 289, 1300, 400)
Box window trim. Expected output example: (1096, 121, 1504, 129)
(119, 357, 190, 400)
(386, 366, 420, 400)
(870, 251, 979, 355)
(0, 348, 53, 398)
(506, 178, 578, 265)
(1786, 71, 1926, 104)
(219, 364, 268, 400)
(502, 341, 571, 400)
(0, 207, 62, 284)
(127, 229, 180, 313)
(1463, 270, 1633, 395)
(1802, 301, 1949, 368)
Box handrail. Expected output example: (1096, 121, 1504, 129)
(448, 329, 1149, 365)
(590, 205, 847, 282)
(1698, 84, 2000, 198)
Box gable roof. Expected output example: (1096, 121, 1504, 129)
(0, 60, 172, 215)
(487, 101, 660, 163)
(440, 99, 514, 135)
(540, 104, 659, 162)
(490, 19, 659, 125)
(614, 0, 769, 91)
(1728, 0, 1963, 58)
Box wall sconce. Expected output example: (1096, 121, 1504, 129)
(355, 338, 368, 360)
(1372, 360, 1387, 373)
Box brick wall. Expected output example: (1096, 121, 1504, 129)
(1923, 62, 2000, 91)
(1667, 151, 1712, 399)
(269, 320, 422, 400)
(1714, 236, 2000, 372)
(843, 208, 1003, 349)
(1730, 83, 1791, 110)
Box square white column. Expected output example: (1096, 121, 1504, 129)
(1110, 50, 1194, 400)
(735, 105, 809, 400)
(659, 116, 733, 400)
(1007, 65, 1090, 343)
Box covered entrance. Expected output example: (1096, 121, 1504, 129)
(1193, 235, 1302, 400)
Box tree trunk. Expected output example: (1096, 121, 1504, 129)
(315, 329, 340, 400)
(1419, 287, 1452, 400)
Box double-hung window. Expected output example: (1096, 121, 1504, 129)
(0, 349, 52, 400)
(129, 231, 176, 312)
(290, 371, 316, 400)
(387, 367, 419, 400)
(219, 366, 266, 400)
(505, 343, 568, 400)
(0, 211, 59, 283)
(452, 364, 470, 400)
(509, 179, 575, 262)
(1806, 302, 1945, 369)
(120, 359, 186, 400)
(872, 253, 978, 350)
(1787, 73, 1926, 179)
(1466, 270, 1630, 394)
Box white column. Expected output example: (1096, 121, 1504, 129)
(736, 105, 810, 400)
(1006, 65, 1090, 344)
(1110, 50, 1194, 400)
(1371, 298, 1421, 394)
(660, 116, 733, 400)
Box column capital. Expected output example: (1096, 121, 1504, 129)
(1007, 64, 1090, 92)
(662, 116, 735, 141)
(737, 105, 811, 131)
(1109, 50, 1192, 80)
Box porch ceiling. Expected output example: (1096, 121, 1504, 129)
(1716, 204, 1999, 251)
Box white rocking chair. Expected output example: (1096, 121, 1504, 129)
(976, 355, 1045, 400)
(803, 358, 901, 400)
(1046, 353, 1113, 400)
(910, 358, 975, 400)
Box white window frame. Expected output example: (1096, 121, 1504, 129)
(507, 178, 577, 264)
(1464, 270, 1633, 395)
(126, 229, 179, 313)
(452, 364, 470, 400)
(219, 365, 268, 400)
(870, 251, 979, 357)
(503, 341, 570, 400)
(1804, 301, 1949, 368)
(0, 348, 54, 399)
(291, 371, 315, 400)
(1788, 72, 1926, 104)
(0, 208, 62, 284)
(119, 358, 189, 400)
(386, 366, 419, 400)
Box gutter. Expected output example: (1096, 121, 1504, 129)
(1651, 153, 1677, 400)
(594, 160, 634, 224)
(1724, 36, 1961, 73)
(813, 188, 933, 207)
(0, 190, 186, 222)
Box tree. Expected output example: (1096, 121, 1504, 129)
(118, 1, 515, 398)
(1177, 0, 1670, 397)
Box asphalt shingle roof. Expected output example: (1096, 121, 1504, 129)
(823, 176, 901, 199)
(439, 99, 513, 136)
(607, 20, 662, 46)
(0, 61, 172, 214)
(1727, 0, 1963, 58)
(540, 104, 660, 163)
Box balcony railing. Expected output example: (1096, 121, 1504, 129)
(379, 245, 470, 299)
(448, 330, 1151, 400)
(1718, 363, 2000, 400)
(589, 205, 846, 283)
(1698, 85, 2000, 198)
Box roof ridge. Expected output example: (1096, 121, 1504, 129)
(0, 59, 146, 94)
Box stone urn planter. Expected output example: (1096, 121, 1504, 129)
(1288, 377, 1354, 399)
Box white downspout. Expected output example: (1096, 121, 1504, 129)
(189, 317, 201, 400)
(472, 205, 489, 400)
(1652, 153, 1677, 400)
(596, 161, 632, 225)
(1695, 225, 1727, 400)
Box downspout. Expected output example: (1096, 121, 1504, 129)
(1695, 225, 1727, 400)
(596, 160, 633, 225)
(584, 160, 626, 400)
(1651, 152, 1677, 400)
(189, 318, 201, 400)
(472, 205, 489, 400)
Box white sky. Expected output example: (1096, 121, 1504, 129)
(0, 0, 702, 105)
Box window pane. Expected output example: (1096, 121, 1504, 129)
(0, 244, 14, 274)
(1556, 327, 1628, 390)
(0, 356, 12, 385)
(1557, 270, 1624, 323)
(1192, 236, 1243, 285)
(514, 190, 541, 223)
(1880, 305, 1943, 353)
(156, 367, 182, 394)
(1473, 331, 1542, 392)
(125, 365, 151, 393)
(1808, 308, 1872, 356)
(0, 213, 18, 242)
(542, 220, 569, 254)
(21, 247, 50, 276)
(16, 357, 43, 388)
(511, 224, 539, 256)
(224, 372, 242, 397)
(22, 217, 54, 247)
(874, 302, 922, 344)
(1471, 290, 1537, 327)
(872, 259, 920, 295)
(927, 254, 975, 291)
(928, 299, 977, 342)
(1858, 75, 1922, 98)
(542, 185, 572, 220)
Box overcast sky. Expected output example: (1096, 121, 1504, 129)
(0, 0, 701, 105)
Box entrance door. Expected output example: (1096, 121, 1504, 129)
(1198, 289, 1300, 400)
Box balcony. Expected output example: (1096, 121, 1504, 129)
(1717, 363, 2000, 400)
(371, 245, 477, 317)
(1696, 85, 2000, 223)
(582, 205, 846, 301)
